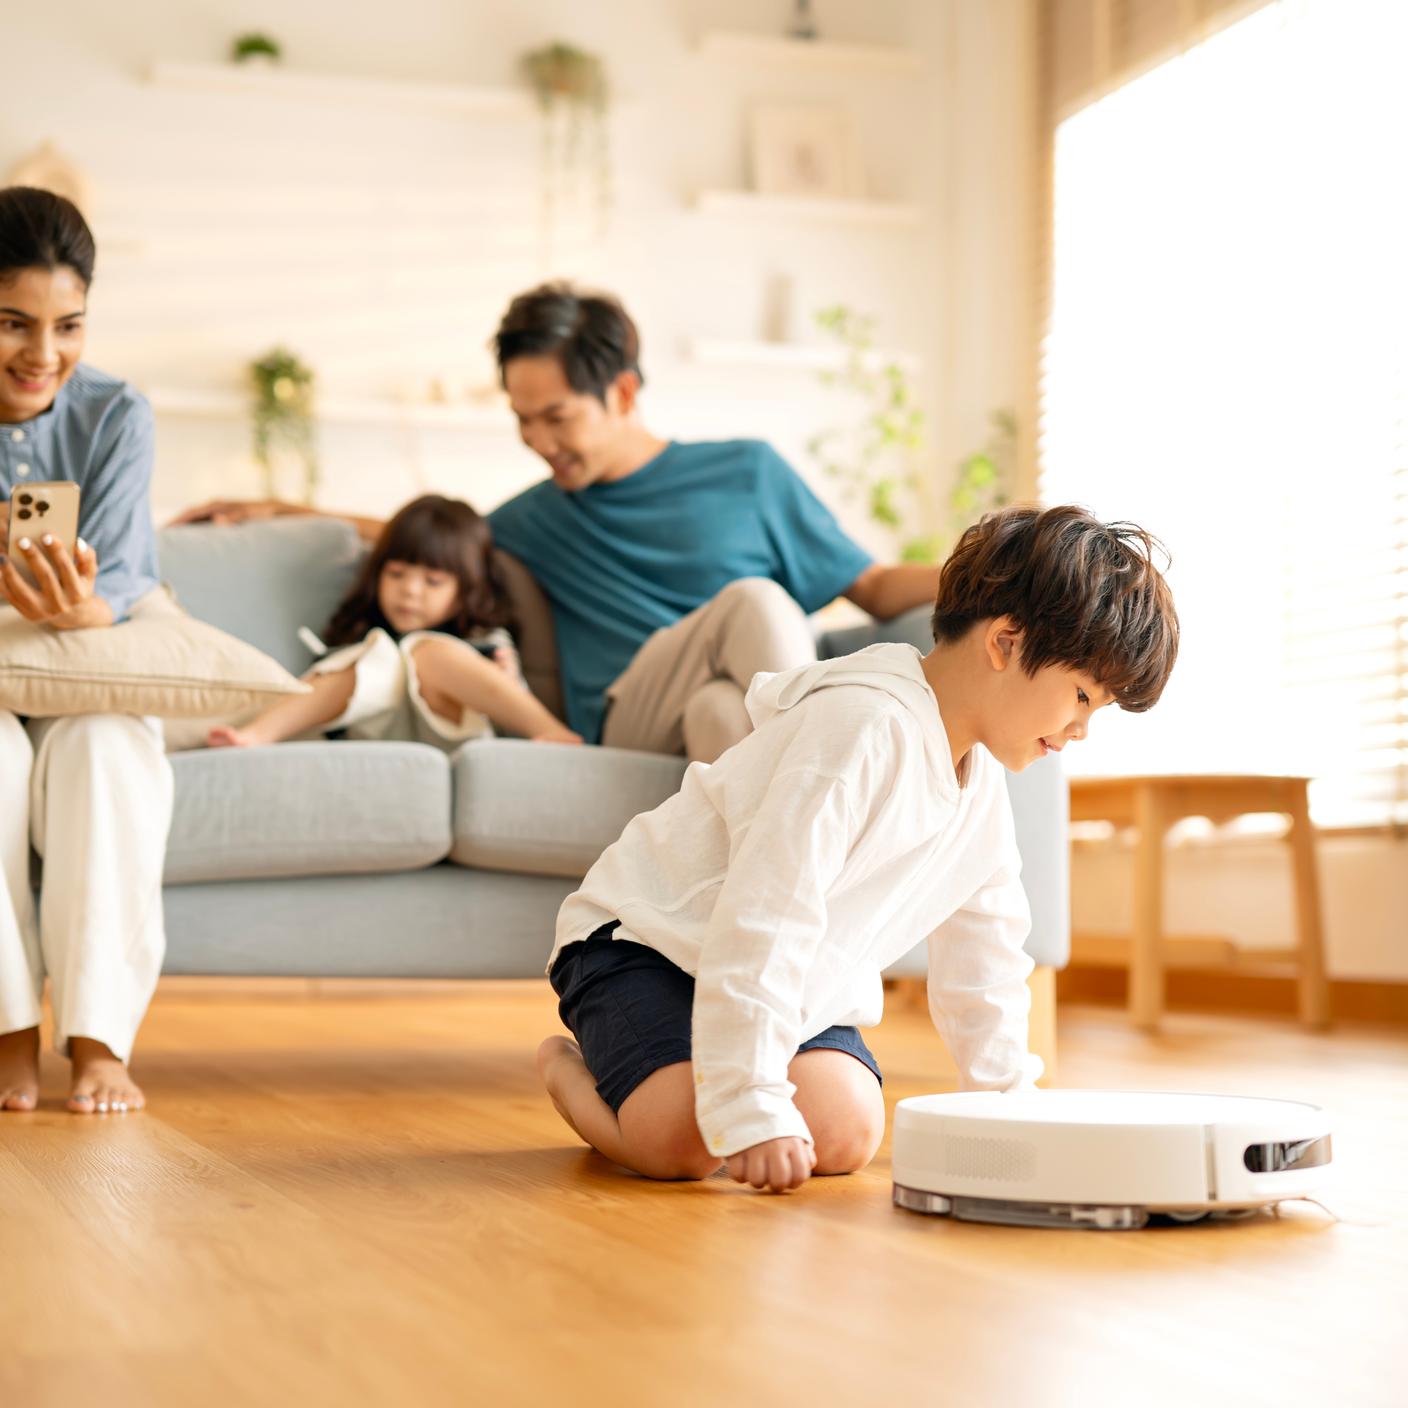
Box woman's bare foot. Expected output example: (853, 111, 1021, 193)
(536, 1036, 590, 1141)
(0, 1026, 40, 1111)
(68, 1037, 145, 1114)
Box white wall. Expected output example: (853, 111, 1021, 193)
(0, 0, 1038, 545)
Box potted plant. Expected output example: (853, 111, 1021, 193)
(249, 346, 318, 504)
(807, 304, 1012, 561)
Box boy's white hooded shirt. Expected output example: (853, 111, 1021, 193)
(553, 643, 1042, 1159)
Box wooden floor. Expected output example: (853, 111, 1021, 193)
(3, 982, 1403, 1408)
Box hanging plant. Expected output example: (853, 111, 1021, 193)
(231, 33, 282, 65)
(521, 41, 612, 259)
(249, 346, 319, 504)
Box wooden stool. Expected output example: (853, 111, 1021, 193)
(1068, 775, 1331, 1031)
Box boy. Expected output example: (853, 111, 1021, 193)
(538, 505, 1179, 1193)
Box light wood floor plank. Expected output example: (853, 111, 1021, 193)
(4, 981, 1403, 1407)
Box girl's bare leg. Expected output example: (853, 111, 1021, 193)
(207, 667, 357, 748)
(411, 637, 581, 743)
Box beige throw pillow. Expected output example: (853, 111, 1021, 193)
(0, 585, 308, 719)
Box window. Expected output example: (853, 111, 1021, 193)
(1040, 0, 1407, 826)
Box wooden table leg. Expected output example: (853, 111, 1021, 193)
(1130, 784, 1167, 1030)
(1286, 783, 1332, 1028)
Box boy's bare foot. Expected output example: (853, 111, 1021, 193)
(0, 1026, 40, 1111)
(68, 1037, 145, 1114)
(536, 1036, 591, 1141)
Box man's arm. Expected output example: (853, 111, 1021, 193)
(843, 562, 940, 621)
(167, 498, 385, 544)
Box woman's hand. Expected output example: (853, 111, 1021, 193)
(725, 1136, 817, 1193)
(0, 532, 111, 630)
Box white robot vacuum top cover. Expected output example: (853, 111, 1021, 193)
(891, 1089, 1331, 1230)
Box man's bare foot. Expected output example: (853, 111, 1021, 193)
(536, 1035, 590, 1142)
(0, 1026, 40, 1111)
(68, 1037, 145, 1114)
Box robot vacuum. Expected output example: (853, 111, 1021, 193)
(892, 1089, 1332, 1230)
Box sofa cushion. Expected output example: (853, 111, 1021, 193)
(158, 516, 367, 674)
(166, 740, 451, 884)
(451, 738, 688, 878)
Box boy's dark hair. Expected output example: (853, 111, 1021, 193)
(324, 495, 513, 647)
(932, 504, 1179, 711)
(493, 282, 643, 402)
(0, 186, 96, 287)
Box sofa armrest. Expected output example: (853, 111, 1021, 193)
(815, 604, 932, 660)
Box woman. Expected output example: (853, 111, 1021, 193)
(0, 186, 169, 1114)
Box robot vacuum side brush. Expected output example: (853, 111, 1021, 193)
(891, 1090, 1332, 1230)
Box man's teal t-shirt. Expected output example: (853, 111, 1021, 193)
(487, 439, 873, 743)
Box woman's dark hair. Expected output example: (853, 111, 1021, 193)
(493, 281, 643, 402)
(323, 495, 513, 647)
(931, 504, 1180, 711)
(0, 186, 96, 287)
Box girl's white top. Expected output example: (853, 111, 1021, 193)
(553, 643, 1042, 1159)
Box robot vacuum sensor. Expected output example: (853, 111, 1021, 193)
(892, 1089, 1331, 1230)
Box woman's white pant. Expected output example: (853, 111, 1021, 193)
(0, 711, 172, 1063)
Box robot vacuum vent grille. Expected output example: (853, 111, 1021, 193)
(943, 1135, 1037, 1183)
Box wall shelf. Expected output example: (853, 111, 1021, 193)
(147, 386, 511, 431)
(146, 61, 535, 118)
(697, 31, 922, 78)
(684, 338, 920, 374)
(694, 189, 922, 229)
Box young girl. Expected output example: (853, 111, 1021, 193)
(208, 494, 581, 751)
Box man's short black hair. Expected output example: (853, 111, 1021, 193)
(493, 282, 643, 403)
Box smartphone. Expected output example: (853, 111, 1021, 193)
(6, 481, 82, 586)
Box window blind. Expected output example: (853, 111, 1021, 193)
(1037, 0, 1408, 827)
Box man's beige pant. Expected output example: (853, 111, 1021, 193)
(0, 712, 172, 1063)
(601, 577, 817, 763)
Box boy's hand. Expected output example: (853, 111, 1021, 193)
(725, 1136, 817, 1193)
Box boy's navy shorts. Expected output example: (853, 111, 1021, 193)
(548, 921, 883, 1113)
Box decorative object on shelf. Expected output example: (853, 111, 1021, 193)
(750, 105, 863, 200)
(788, 0, 820, 41)
(5, 142, 93, 216)
(806, 306, 1016, 563)
(249, 347, 318, 504)
(521, 40, 611, 258)
(231, 33, 282, 66)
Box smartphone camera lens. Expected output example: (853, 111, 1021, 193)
(35, 500, 49, 515)
(17, 493, 32, 505)
(17, 508, 30, 520)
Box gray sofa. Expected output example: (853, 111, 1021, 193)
(156, 516, 1069, 981)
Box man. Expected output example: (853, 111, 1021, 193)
(177, 283, 940, 762)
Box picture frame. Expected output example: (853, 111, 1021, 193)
(749, 105, 865, 201)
